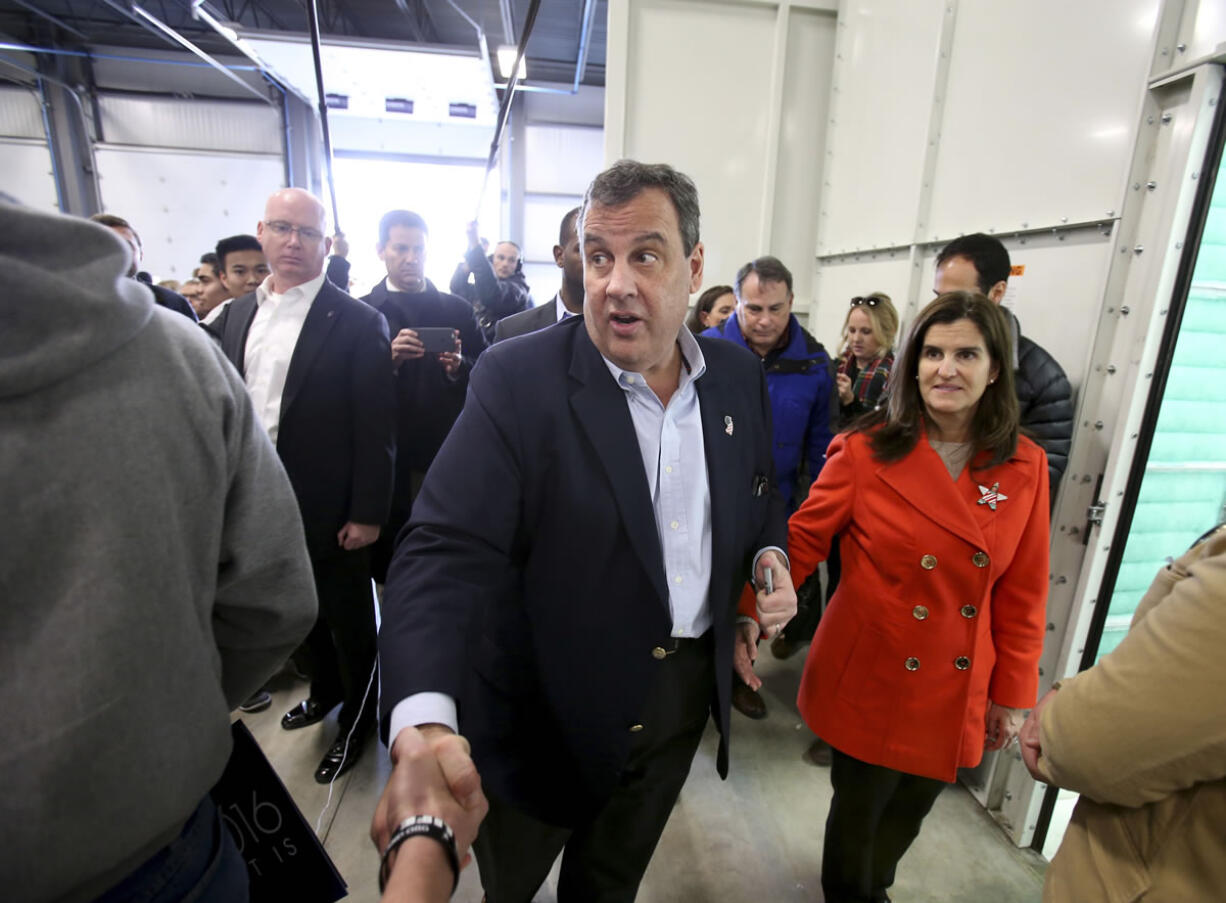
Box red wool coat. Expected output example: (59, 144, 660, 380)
(749, 430, 1050, 781)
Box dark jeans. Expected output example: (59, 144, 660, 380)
(821, 747, 947, 903)
(474, 633, 714, 903)
(94, 795, 248, 903)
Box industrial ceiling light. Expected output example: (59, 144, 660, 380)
(496, 44, 525, 80)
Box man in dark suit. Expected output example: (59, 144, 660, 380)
(375, 161, 797, 902)
(493, 206, 584, 343)
(206, 188, 395, 784)
(89, 213, 197, 321)
(360, 209, 486, 583)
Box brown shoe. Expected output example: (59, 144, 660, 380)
(803, 737, 833, 766)
(732, 681, 767, 719)
(770, 634, 803, 660)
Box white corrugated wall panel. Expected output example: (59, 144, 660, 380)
(0, 86, 47, 140)
(97, 94, 280, 154)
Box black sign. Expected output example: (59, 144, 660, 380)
(449, 102, 477, 119)
(325, 93, 349, 110)
(385, 97, 415, 114)
(211, 720, 348, 901)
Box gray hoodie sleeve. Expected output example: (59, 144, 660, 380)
(211, 341, 318, 707)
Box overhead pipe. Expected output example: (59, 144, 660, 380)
(0, 41, 263, 71)
(94, 0, 273, 105)
(306, 0, 340, 232)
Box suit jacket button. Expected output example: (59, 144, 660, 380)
(651, 646, 667, 660)
(912, 605, 929, 620)
(972, 552, 990, 568)
(954, 656, 970, 670)
(629, 723, 644, 732)
(904, 657, 920, 671)
(920, 554, 938, 570)
(961, 604, 978, 618)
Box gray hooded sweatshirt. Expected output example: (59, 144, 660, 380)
(0, 204, 318, 902)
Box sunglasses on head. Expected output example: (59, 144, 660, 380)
(850, 296, 881, 307)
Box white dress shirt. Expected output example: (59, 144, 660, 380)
(554, 292, 578, 322)
(244, 272, 326, 442)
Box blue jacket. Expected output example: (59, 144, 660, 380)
(704, 313, 836, 510)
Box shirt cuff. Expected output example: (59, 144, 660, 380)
(388, 692, 458, 757)
(751, 546, 790, 586)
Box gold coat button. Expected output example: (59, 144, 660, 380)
(912, 605, 929, 620)
(961, 604, 978, 618)
(629, 723, 644, 732)
(954, 656, 970, 670)
(920, 554, 938, 570)
(652, 646, 668, 660)
(972, 552, 990, 568)
(904, 657, 920, 671)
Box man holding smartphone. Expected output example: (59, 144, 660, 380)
(360, 209, 487, 585)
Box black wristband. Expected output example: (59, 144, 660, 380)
(378, 815, 460, 895)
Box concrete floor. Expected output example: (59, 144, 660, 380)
(241, 648, 1046, 901)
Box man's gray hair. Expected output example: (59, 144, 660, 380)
(579, 160, 701, 254)
(734, 256, 793, 299)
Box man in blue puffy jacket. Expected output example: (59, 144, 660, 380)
(704, 255, 836, 718)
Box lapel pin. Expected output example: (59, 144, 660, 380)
(724, 415, 734, 436)
(327, 310, 335, 318)
(977, 482, 1008, 511)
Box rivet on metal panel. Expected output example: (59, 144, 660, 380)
(1211, 98, 1218, 107)
(1147, 181, 1157, 190)
(1061, 216, 1068, 223)
(1160, 309, 1168, 315)
(1161, 47, 1169, 56)
(1176, 241, 1183, 249)
(1059, 234, 1066, 241)
(1132, 183, 1140, 190)
(1177, 43, 1187, 52)
(1116, 491, 1123, 497)
(1094, 421, 1104, 430)
(1133, 245, 1143, 254)
(1083, 475, 1094, 483)
(1108, 210, 1115, 216)
(1069, 526, 1080, 536)
(1145, 373, 1153, 379)
(1120, 306, 1130, 315)
(1021, 222, 1028, 228)
(1055, 576, 1067, 585)
(1131, 433, 1138, 439)
(1107, 308, 1114, 314)
(1193, 171, 1200, 180)
(1147, 116, 1155, 124)
(1106, 364, 1117, 374)
(1161, 112, 1172, 123)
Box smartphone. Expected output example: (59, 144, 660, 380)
(416, 327, 457, 353)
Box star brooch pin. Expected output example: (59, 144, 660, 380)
(977, 482, 1008, 511)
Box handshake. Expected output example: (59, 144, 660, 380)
(371, 726, 488, 902)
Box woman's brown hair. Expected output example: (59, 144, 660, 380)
(859, 291, 1019, 467)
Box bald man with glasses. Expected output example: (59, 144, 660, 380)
(206, 188, 396, 784)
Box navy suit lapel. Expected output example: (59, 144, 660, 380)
(696, 363, 738, 604)
(281, 281, 342, 423)
(567, 328, 669, 603)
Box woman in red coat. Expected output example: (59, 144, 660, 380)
(739, 292, 1049, 902)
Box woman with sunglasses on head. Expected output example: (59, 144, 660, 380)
(837, 293, 899, 422)
(737, 292, 1049, 903)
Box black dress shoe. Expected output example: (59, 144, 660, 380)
(281, 698, 334, 731)
(732, 681, 768, 719)
(314, 735, 366, 784)
(238, 689, 272, 713)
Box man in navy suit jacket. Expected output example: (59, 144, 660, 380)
(375, 162, 797, 902)
(206, 188, 395, 785)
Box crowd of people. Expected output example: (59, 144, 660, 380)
(5, 155, 1220, 903)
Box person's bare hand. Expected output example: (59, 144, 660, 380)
(371, 727, 487, 877)
(984, 701, 1025, 751)
(754, 550, 796, 640)
(331, 231, 349, 259)
(337, 521, 380, 550)
(1020, 688, 1058, 779)
(392, 328, 425, 364)
(733, 620, 762, 690)
(836, 372, 853, 405)
(465, 220, 481, 251)
(439, 332, 462, 377)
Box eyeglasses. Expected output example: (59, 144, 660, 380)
(850, 296, 881, 307)
(264, 220, 325, 244)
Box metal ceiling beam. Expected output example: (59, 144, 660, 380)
(498, 0, 514, 44)
(92, 0, 273, 104)
(11, 0, 91, 41)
